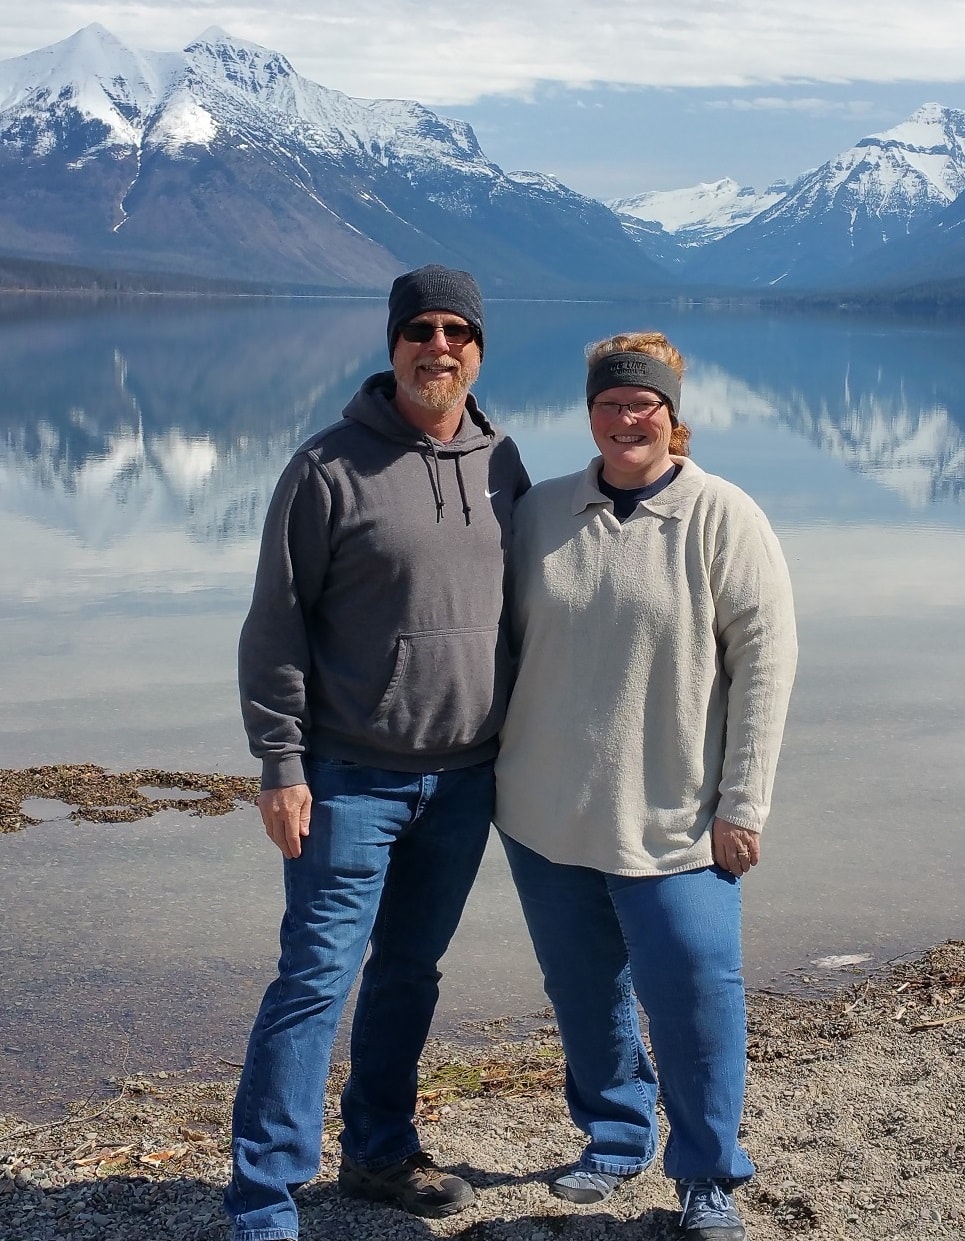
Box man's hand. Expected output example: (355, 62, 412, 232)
(711, 817, 761, 877)
(257, 784, 312, 860)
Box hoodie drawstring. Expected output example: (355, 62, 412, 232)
(423, 438, 445, 522)
(454, 455, 472, 526)
(420, 437, 473, 526)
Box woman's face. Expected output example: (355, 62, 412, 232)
(588, 385, 675, 489)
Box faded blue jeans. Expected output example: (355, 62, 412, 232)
(500, 832, 755, 1187)
(225, 758, 494, 1241)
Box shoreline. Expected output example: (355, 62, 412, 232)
(2, 941, 962, 1240)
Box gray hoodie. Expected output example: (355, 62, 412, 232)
(239, 372, 530, 788)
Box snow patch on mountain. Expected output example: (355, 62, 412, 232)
(609, 178, 789, 245)
(507, 169, 607, 210)
(147, 88, 217, 154)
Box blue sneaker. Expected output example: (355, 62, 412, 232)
(550, 1166, 636, 1204)
(676, 1180, 746, 1239)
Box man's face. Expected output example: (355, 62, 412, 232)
(392, 313, 481, 417)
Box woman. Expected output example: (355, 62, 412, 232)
(494, 332, 797, 1240)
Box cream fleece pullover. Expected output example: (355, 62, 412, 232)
(494, 456, 797, 876)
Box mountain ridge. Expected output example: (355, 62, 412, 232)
(0, 25, 669, 295)
(677, 103, 965, 288)
(3, 27, 965, 295)
(609, 177, 793, 264)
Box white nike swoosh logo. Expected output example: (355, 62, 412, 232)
(485, 489, 501, 499)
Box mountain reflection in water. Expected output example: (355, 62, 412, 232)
(1, 297, 963, 1117)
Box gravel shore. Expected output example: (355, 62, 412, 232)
(2, 940, 962, 1241)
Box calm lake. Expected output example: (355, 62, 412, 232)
(1, 295, 963, 1117)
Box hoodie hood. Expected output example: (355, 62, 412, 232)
(345, 372, 496, 455)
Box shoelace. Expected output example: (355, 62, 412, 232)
(563, 1170, 619, 1195)
(400, 1152, 447, 1185)
(679, 1180, 733, 1225)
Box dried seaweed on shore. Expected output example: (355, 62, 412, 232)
(747, 937, 965, 1062)
(0, 765, 260, 833)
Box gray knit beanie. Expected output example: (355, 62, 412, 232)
(387, 265, 485, 358)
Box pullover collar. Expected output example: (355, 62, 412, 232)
(572, 456, 706, 521)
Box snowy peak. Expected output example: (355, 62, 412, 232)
(0, 24, 481, 167)
(508, 169, 598, 204)
(6, 22, 144, 89)
(869, 101, 965, 155)
(0, 23, 174, 112)
(678, 103, 965, 288)
(773, 103, 965, 222)
(180, 27, 487, 171)
(610, 177, 790, 245)
(852, 102, 965, 202)
(183, 28, 296, 99)
(609, 102, 965, 287)
(0, 23, 181, 153)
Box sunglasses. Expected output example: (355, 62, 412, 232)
(398, 321, 476, 345)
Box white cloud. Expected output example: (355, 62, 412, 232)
(1, 1, 964, 105)
(706, 97, 878, 118)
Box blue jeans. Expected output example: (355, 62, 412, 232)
(500, 832, 754, 1186)
(225, 758, 494, 1241)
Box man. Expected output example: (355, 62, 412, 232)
(225, 265, 529, 1241)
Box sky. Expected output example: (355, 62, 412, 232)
(2, 2, 965, 199)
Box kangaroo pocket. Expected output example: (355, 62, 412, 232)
(368, 625, 509, 753)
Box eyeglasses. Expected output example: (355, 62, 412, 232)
(591, 399, 666, 417)
(398, 321, 476, 345)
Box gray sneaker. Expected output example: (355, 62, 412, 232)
(676, 1180, 746, 1240)
(550, 1166, 636, 1204)
(338, 1151, 474, 1218)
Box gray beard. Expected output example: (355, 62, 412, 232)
(395, 364, 478, 414)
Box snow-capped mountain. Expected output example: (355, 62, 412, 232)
(609, 177, 791, 262)
(683, 104, 965, 288)
(838, 172, 965, 289)
(5, 26, 965, 296)
(0, 24, 180, 152)
(0, 25, 667, 294)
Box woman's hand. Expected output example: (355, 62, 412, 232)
(712, 818, 760, 877)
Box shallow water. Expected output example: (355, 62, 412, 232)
(2, 791, 960, 1120)
(1, 298, 964, 1117)
(0, 807, 540, 1118)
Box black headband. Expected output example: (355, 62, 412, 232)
(586, 352, 681, 418)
